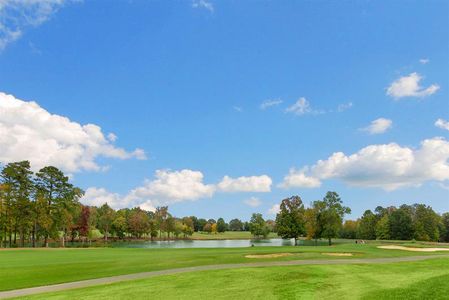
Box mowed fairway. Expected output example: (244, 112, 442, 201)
(12, 258, 449, 300)
(1, 243, 449, 299)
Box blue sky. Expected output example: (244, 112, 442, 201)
(0, 0, 448, 221)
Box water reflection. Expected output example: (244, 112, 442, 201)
(110, 239, 304, 248)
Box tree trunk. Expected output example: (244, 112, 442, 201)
(328, 237, 331, 246)
(32, 222, 36, 248)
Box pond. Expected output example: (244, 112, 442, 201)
(106, 238, 330, 248)
(13, 238, 332, 248)
(108, 238, 292, 248)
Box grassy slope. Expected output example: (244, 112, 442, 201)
(1, 243, 447, 291)
(17, 258, 449, 300)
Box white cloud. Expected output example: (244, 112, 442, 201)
(361, 118, 393, 135)
(82, 187, 123, 209)
(107, 132, 117, 142)
(419, 58, 430, 65)
(217, 175, 272, 192)
(0, 0, 76, 51)
(281, 137, 449, 191)
(82, 170, 273, 209)
(337, 102, 353, 112)
(82, 169, 215, 210)
(192, 0, 213, 12)
(386, 72, 440, 99)
(285, 97, 323, 116)
(243, 197, 262, 207)
(435, 119, 449, 131)
(260, 99, 283, 110)
(0, 92, 146, 172)
(267, 204, 280, 215)
(127, 169, 215, 206)
(279, 168, 321, 189)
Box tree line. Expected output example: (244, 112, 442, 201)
(1, 161, 448, 248)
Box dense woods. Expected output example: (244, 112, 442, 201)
(1, 161, 448, 248)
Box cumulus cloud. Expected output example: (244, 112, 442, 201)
(127, 169, 215, 206)
(386, 72, 440, 99)
(0, 92, 146, 172)
(0, 0, 77, 51)
(361, 118, 393, 135)
(280, 137, 449, 191)
(217, 175, 272, 192)
(260, 99, 283, 110)
(435, 119, 449, 131)
(82, 187, 123, 209)
(285, 97, 323, 116)
(267, 204, 280, 215)
(192, 0, 213, 12)
(419, 58, 429, 65)
(82, 170, 273, 209)
(82, 169, 215, 210)
(243, 197, 262, 207)
(278, 168, 321, 189)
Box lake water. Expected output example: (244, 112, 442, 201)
(108, 238, 327, 248)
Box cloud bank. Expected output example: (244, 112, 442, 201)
(0, 92, 146, 172)
(280, 137, 449, 191)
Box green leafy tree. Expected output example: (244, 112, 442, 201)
(249, 213, 269, 238)
(316, 191, 351, 245)
(439, 213, 449, 242)
(0, 161, 34, 247)
(275, 196, 306, 245)
(216, 218, 227, 233)
(35, 166, 82, 247)
(166, 216, 176, 239)
(389, 206, 414, 240)
(229, 218, 243, 231)
(413, 204, 440, 242)
(128, 208, 150, 238)
(97, 203, 115, 241)
(155, 206, 169, 238)
(197, 218, 207, 232)
(376, 214, 390, 240)
(357, 210, 377, 240)
(112, 212, 127, 239)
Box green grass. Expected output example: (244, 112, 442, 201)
(16, 257, 449, 299)
(191, 231, 278, 239)
(1, 242, 447, 292)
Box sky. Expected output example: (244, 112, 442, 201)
(0, 0, 448, 221)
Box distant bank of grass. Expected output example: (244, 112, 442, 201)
(16, 257, 449, 300)
(1, 242, 448, 292)
(191, 231, 278, 240)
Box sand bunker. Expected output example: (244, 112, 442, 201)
(245, 253, 294, 259)
(378, 245, 449, 252)
(321, 252, 354, 257)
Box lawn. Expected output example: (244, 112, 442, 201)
(0, 242, 447, 292)
(15, 257, 449, 299)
